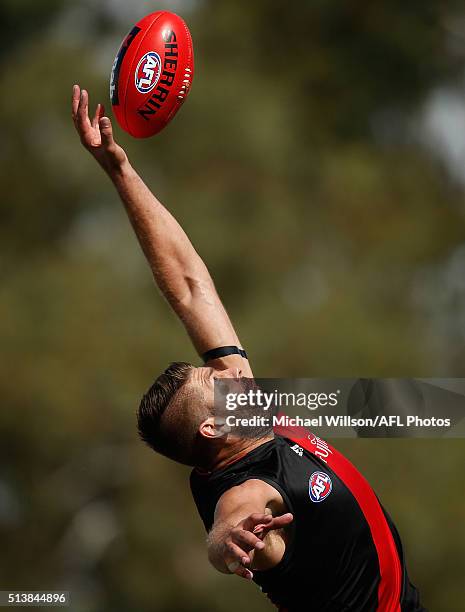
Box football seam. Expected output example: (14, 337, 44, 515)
(176, 20, 194, 103)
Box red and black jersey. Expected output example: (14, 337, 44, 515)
(190, 431, 425, 611)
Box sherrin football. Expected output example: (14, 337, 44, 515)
(110, 11, 194, 138)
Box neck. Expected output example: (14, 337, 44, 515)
(200, 434, 274, 473)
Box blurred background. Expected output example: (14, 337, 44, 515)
(1, 0, 465, 610)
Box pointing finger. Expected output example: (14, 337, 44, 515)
(261, 513, 294, 534)
(242, 513, 273, 531)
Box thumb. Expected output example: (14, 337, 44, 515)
(99, 116, 115, 148)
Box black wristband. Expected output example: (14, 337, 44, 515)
(202, 346, 248, 363)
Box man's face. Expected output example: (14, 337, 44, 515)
(187, 365, 244, 404)
(181, 366, 248, 439)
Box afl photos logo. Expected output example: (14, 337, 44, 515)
(309, 471, 332, 503)
(135, 52, 162, 93)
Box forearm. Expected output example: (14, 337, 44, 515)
(108, 160, 239, 354)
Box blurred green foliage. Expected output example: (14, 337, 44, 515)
(1, 1, 465, 610)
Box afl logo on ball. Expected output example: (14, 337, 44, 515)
(135, 52, 162, 93)
(309, 471, 332, 503)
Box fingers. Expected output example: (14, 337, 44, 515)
(71, 84, 80, 120)
(228, 561, 253, 581)
(224, 541, 251, 567)
(73, 87, 95, 148)
(76, 88, 90, 130)
(231, 527, 265, 552)
(242, 513, 273, 532)
(222, 511, 293, 582)
(99, 116, 115, 150)
(261, 513, 294, 533)
(91, 103, 103, 130)
(72, 85, 104, 132)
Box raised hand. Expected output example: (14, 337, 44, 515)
(71, 84, 127, 174)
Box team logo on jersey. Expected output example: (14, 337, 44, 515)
(308, 471, 332, 503)
(135, 52, 162, 93)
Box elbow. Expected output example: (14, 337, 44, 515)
(178, 275, 216, 310)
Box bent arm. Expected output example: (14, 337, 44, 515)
(208, 479, 293, 580)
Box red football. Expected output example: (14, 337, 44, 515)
(110, 11, 194, 138)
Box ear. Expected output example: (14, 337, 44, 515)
(199, 416, 230, 439)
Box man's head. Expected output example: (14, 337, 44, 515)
(138, 362, 264, 467)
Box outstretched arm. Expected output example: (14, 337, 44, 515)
(208, 479, 293, 580)
(72, 85, 251, 374)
